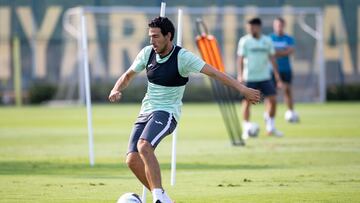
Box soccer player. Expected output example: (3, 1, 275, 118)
(108, 17, 260, 203)
(270, 17, 299, 122)
(237, 17, 283, 139)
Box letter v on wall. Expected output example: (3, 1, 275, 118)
(16, 6, 62, 78)
(0, 7, 10, 81)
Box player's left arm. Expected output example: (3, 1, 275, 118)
(275, 47, 294, 57)
(268, 37, 283, 88)
(270, 55, 283, 89)
(200, 64, 260, 104)
(275, 36, 295, 57)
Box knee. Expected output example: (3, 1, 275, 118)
(126, 153, 139, 169)
(284, 85, 291, 95)
(267, 96, 276, 104)
(137, 139, 152, 155)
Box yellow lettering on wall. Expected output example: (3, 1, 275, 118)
(0, 7, 10, 80)
(281, 5, 312, 74)
(85, 14, 106, 78)
(282, 6, 295, 36)
(243, 6, 258, 32)
(323, 5, 354, 74)
(181, 12, 197, 53)
(60, 36, 77, 78)
(60, 13, 106, 79)
(16, 6, 62, 78)
(358, 6, 360, 73)
(108, 13, 147, 76)
(223, 6, 237, 74)
(182, 7, 218, 56)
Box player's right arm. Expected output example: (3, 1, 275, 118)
(237, 56, 245, 83)
(200, 64, 260, 104)
(108, 69, 137, 102)
(267, 37, 283, 89)
(236, 37, 246, 83)
(108, 46, 150, 103)
(269, 55, 283, 89)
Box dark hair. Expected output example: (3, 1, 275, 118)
(275, 17, 285, 24)
(148, 17, 175, 41)
(248, 17, 262, 26)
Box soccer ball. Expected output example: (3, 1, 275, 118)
(117, 193, 142, 203)
(248, 123, 260, 137)
(285, 110, 299, 123)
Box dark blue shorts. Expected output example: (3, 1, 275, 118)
(246, 80, 276, 97)
(272, 71, 292, 84)
(127, 111, 177, 154)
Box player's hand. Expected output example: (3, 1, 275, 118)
(243, 87, 261, 104)
(108, 89, 122, 102)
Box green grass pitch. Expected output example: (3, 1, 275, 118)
(0, 102, 360, 202)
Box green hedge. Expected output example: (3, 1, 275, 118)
(27, 82, 360, 104)
(327, 84, 360, 101)
(27, 82, 216, 104)
(93, 83, 214, 103)
(28, 82, 57, 104)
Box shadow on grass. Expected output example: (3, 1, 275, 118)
(0, 161, 279, 176)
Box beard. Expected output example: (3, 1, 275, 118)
(153, 42, 170, 56)
(153, 45, 166, 54)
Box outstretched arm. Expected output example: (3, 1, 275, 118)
(108, 69, 137, 102)
(200, 64, 261, 104)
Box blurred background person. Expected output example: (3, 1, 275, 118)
(270, 17, 299, 123)
(237, 17, 284, 139)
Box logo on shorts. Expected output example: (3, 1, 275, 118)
(155, 121, 163, 125)
(147, 64, 153, 68)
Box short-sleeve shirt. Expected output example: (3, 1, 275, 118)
(130, 45, 205, 121)
(269, 33, 294, 73)
(237, 34, 275, 82)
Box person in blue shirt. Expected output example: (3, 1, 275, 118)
(270, 17, 299, 123)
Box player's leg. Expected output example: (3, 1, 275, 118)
(266, 94, 277, 118)
(282, 71, 300, 123)
(271, 71, 292, 110)
(241, 82, 256, 139)
(126, 153, 150, 189)
(241, 99, 252, 140)
(137, 111, 176, 203)
(265, 95, 283, 136)
(283, 82, 293, 110)
(126, 115, 151, 190)
(281, 71, 293, 111)
(137, 140, 162, 190)
(260, 80, 283, 136)
(242, 99, 251, 121)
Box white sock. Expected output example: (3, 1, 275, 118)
(152, 188, 163, 203)
(266, 117, 275, 132)
(264, 112, 270, 120)
(162, 191, 172, 202)
(242, 121, 251, 131)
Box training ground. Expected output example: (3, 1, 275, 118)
(0, 102, 359, 202)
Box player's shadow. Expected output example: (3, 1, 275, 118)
(0, 160, 279, 176)
(0, 161, 128, 176)
(161, 162, 277, 171)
